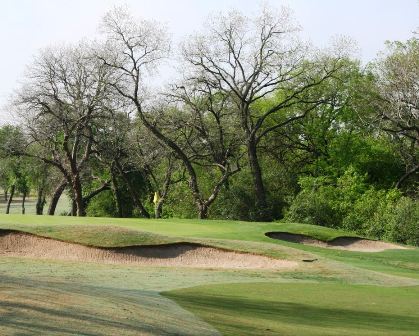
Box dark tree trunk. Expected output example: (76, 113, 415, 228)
(82, 182, 111, 209)
(153, 159, 174, 219)
(154, 199, 164, 219)
(21, 191, 27, 215)
(48, 181, 67, 215)
(124, 177, 150, 218)
(111, 169, 123, 218)
(115, 160, 150, 218)
(247, 138, 271, 221)
(4, 190, 7, 201)
(198, 203, 209, 219)
(6, 185, 15, 214)
(71, 199, 77, 216)
(72, 174, 86, 217)
(36, 187, 46, 215)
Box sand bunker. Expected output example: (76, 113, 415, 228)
(0, 230, 296, 269)
(266, 232, 409, 252)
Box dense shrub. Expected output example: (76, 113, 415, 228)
(385, 197, 419, 246)
(284, 167, 419, 245)
(285, 168, 366, 227)
(343, 189, 396, 237)
(284, 184, 340, 227)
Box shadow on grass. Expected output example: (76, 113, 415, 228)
(164, 291, 419, 335)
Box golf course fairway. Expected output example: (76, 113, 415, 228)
(0, 214, 418, 335)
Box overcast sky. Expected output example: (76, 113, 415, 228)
(0, 0, 418, 123)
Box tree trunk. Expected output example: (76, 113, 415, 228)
(82, 182, 111, 210)
(4, 190, 7, 201)
(247, 138, 271, 221)
(136, 102, 236, 220)
(71, 199, 77, 216)
(124, 178, 150, 218)
(21, 191, 27, 215)
(154, 199, 164, 219)
(153, 159, 174, 219)
(48, 181, 67, 215)
(198, 203, 208, 219)
(72, 175, 86, 216)
(6, 185, 15, 214)
(36, 187, 46, 215)
(111, 169, 123, 218)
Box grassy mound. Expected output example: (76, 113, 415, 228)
(0, 225, 178, 247)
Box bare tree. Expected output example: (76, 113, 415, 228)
(15, 43, 112, 216)
(181, 6, 349, 220)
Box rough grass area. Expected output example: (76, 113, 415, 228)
(163, 283, 419, 336)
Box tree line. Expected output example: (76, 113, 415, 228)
(0, 7, 417, 243)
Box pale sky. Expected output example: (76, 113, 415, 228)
(0, 0, 418, 123)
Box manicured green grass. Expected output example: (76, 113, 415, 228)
(163, 282, 419, 336)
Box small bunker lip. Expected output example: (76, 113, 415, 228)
(0, 228, 190, 249)
(265, 231, 361, 244)
(265, 231, 409, 252)
(0, 229, 297, 269)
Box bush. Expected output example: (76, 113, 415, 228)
(284, 185, 341, 227)
(285, 167, 419, 246)
(342, 188, 389, 235)
(342, 189, 419, 245)
(285, 168, 366, 228)
(382, 196, 419, 246)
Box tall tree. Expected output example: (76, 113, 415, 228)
(181, 7, 350, 220)
(14, 43, 112, 216)
(371, 38, 419, 189)
(99, 7, 241, 218)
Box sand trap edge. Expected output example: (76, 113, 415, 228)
(265, 231, 410, 252)
(0, 229, 297, 269)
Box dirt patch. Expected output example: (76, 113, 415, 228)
(0, 230, 296, 269)
(266, 232, 410, 252)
